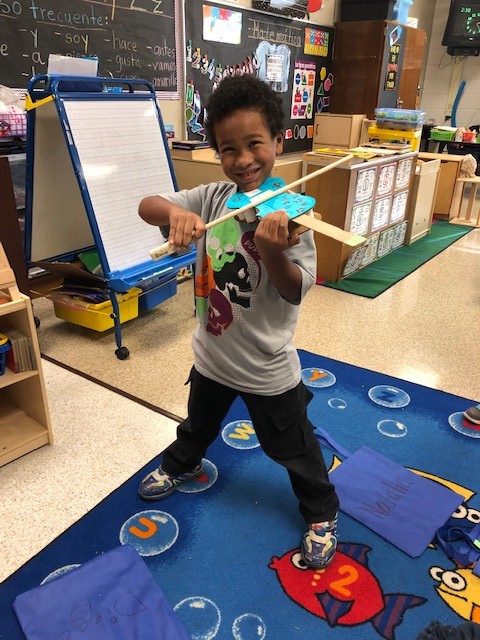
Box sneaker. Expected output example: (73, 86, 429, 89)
(301, 515, 338, 569)
(464, 404, 480, 425)
(138, 463, 204, 501)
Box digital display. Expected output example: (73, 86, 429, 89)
(442, 0, 480, 47)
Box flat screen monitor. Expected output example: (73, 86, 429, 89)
(442, 0, 480, 48)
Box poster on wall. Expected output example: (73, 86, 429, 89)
(291, 61, 315, 120)
(184, 2, 334, 152)
(385, 43, 401, 91)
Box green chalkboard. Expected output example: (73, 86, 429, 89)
(184, 1, 334, 153)
(0, 0, 180, 94)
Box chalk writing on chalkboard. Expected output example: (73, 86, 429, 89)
(0, 0, 181, 95)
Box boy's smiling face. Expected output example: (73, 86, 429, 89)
(214, 108, 284, 193)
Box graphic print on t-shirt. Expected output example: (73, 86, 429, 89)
(195, 218, 261, 336)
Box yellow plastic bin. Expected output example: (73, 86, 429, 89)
(52, 287, 141, 332)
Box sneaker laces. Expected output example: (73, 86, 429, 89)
(146, 468, 171, 484)
(306, 519, 337, 550)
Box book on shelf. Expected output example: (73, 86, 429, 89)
(350, 146, 405, 157)
(314, 147, 354, 156)
(171, 139, 211, 150)
(5, 329, 35, 373)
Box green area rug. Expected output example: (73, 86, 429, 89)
(321, 221, 473, 298)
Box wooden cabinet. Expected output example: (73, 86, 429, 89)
(418, 152, 466, 219)
(0, 245, 52, 467)
(329, 21, 426, 118)
(312, 113, 366, 149)
(404, 158, 441, 244)
(303, 151, 417, 281)
(171, 150, 304, 191)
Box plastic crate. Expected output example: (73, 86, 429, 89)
(0, 109, 27, 139)
(375, 108, 425, 130)
(52, 287, 141, 332)
(376, 118, 424, 131)
(430, 129, 456, 142)
(0, 333, 10, 375)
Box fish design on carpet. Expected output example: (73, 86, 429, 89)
(429, 565, 480, 623)
(269, 542, 426, 640)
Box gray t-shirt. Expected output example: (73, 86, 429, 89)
(165, 181, 316, 396)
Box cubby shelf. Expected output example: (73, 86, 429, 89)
(0, 245, 53, 467)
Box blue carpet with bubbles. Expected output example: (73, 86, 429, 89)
(1, 351, 479, 640)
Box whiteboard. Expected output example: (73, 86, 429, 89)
(63, 99, 175, 275)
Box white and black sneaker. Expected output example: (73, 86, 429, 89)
(138, 463, 204, 500)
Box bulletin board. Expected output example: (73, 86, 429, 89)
(0, 0, 182, 97)
(184, 2, 334, 153)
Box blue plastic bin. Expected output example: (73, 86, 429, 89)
(138, 278, 178, 312)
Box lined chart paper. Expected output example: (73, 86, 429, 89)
(63, 99, 174, 275)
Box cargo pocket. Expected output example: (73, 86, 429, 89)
(263, 399, 310, 460)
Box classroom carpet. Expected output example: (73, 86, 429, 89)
(320, 221, 474, 298)
(2, 350, 479, 640)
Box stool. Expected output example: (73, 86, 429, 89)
(449, 177, 480, 228)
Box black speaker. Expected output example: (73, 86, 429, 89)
(341, 0, 395, 22)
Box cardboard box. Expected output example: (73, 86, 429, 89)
(313, 113, 366, 150)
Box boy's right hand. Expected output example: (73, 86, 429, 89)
(168, 209, 206, 251)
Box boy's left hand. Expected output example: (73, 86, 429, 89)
(254, 210, 300, 257)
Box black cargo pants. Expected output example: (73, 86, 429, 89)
(161, 367, 339, 525)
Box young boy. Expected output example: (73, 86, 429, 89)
(137, 74, 339, 570)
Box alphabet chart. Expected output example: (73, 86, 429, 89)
(376, 162, 396, 197)
(390, 191, 409, 223)
(371, 197, 392, 232)
(354, 167, 376, 204)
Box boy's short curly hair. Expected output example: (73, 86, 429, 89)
(204, 75, 284, 150)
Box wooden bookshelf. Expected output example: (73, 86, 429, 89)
(0, 244, 52, 466)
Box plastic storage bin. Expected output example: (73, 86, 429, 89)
(375, 108, 425, 130)
(430, 129, 456, 142)
(138, 278, 177, 312)
(0, 333, 10, 375)
(52, 287, 141, 332)
(0, 110, 27, 140)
